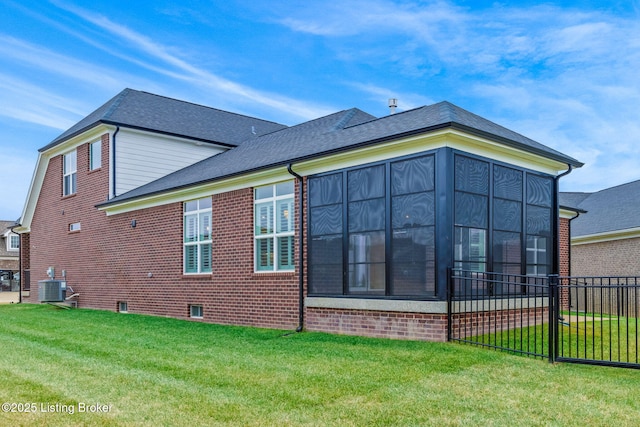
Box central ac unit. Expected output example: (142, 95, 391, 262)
(38, 280, 65, 302)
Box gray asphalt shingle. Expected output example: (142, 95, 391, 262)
(561, 180, 640, 237)
(40, 89, 287, 151)
(40, 90, 581, 208)
(101, 100, 582, 206)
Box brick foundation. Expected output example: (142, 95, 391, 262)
(306, 307, 449, 341)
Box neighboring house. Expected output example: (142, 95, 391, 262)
(561, 180, 640, 276)
(1, 220, 20, 290)
(16, 88, 582, 341)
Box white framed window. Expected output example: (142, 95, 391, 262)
(69, 222, 81, 232)
(90, 141, 102, 170)
(454, 227, 487, 272)
(254, 181, 295, 272)
(184, 197, 212, 274)
(118, 301, 128, 313)
(63, 150, 77, 196)
(526, 236, 548, 276)
(190, 305, 203, 318)
(8, 234, 19, 251)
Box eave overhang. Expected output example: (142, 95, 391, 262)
(98, 126, 578, 216)
(572, 227, 640, 246)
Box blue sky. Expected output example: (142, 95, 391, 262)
(1, 0, 639, 221)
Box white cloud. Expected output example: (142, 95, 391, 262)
(0, 73, 84, 130)
(276, 0, 465, 38)
(0, 36, 130, 92)
(52, 1, 335, 122)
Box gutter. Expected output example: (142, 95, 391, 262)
(287, 164, 305, 333)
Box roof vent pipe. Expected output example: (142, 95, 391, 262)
(388, 98, 398, 114)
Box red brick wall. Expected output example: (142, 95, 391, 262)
(572, 238, 640, 277)
(559, 217, 571, 309)
(559, 217, 570, 276)
(305, 308, 449, 341)
(20, 232, 30, 290)
(305, 306, 548, 342)
(450, 307, 549, 338)
(25, 134, 300, 330)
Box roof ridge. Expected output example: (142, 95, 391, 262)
(593, 178, 640, 194)
(331, 109, 359, 131)
(103, 88, 133, 120)
(133, 90, 286, 126)
(340, 104, 431, 131)
(437, 101, 457, 121)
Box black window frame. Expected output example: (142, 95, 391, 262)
(308, 151, 437, 299)
(307, 148, 557, 301)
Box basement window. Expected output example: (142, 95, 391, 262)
(189, 305, 203, 318)
(118, 301, 128, 313)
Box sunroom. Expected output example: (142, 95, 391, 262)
(307, 147, 558, 301)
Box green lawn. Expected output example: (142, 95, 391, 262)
(559, 312, 638, 363)
(465, 312, 639, 364)
(1, 305, 639, 426)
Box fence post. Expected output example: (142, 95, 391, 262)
(548, 274, 559, 363)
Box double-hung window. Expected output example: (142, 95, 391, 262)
(63, 150, 77, 196)
(184, 198, 212, 274)
(8, 234, 19, 251)
(90, 141, 102, 170)
(254, 181, 295, 271)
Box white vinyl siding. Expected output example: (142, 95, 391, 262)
(115, 130, 225, 196)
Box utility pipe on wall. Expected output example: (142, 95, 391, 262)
(287, 164, 305, 332)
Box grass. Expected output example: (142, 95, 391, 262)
(1, 305, 639, 426)
(559, 314, 638, 363)
(466, 312, 639, 364)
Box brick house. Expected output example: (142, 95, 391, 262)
(561, 180, 640, 276)
(16, 89, 582, 341)
(1, 220, 20, 291)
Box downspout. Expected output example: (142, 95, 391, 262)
(111, 126, 120, 199)
(287, 164, 305, 332)
(553, 164, 573, 275)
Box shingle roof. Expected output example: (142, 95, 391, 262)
(559, 192, 591, 211)
(0, 220, 17, 233)
(40, 89, 288, 151)
(561, 180, 640, 237)
(101, 101, 582, 207)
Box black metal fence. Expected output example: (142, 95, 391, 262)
(557, 277, 639, 368)
(448, 269, 640, 369)
(448, 269, 553, 359)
